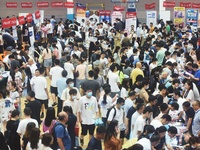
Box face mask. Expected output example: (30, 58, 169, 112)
(146, 85, 149, 89)
(87, 92, 93, 97)
(121, 105, 124, 109)
(72, 95, 77, 100)
(148, 133, 153, 138)
(69, 83, 74, 88)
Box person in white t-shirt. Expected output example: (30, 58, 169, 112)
(64, 56, 74, 79)
(31, 68, 49, 118)
(57, 21, 63, 38)
(150, 114, 172, 129)
(108, 63, 120, 98)
(63, 89, 79, 116)
(17, 107, 38, 137)
(78, 88, 99, 146)
(124, 91, 137, 117)
(165, 126, 178, 150)
(131, 106, 153, 139)
(27, 58, 38, 76)
(49, 59, 63, 107)
(46, 20, 53, 42)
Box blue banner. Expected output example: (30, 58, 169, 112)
(186, 9, 198, 27)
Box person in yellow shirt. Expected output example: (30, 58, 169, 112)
(130, 62, 144, 84)
(149, 22, 154, 34)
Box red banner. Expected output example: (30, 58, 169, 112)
(35, 10, 41, 19)
(26, 14, 33, 23)
(125, 12, 137, 19)
(2, 18, 11, 28)
(192, 3, 200, 8)
(51, 2, 63, 7)
(18, 16, 25, 25)
(63, 2, 74, 8)
(180, 2, 191, 8)
(99, 10, 111, 16)
(21, 2, 32, 8)
(145, 3, 155, 10)
(113, 6, 125, 11)
(6, 2, 17, 8)
(10, 17, 17, 26)
(37, 2, 49, 7)
(163, 1, 175, 7)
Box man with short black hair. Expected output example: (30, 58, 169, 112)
(26, 91, 41, 125)
(151, 114, 172, 129)
(165, 126, 178, 150)
(87, 126, 106, 150)
(192, 100, 200, 137)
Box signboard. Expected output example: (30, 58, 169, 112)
(18, 16, 25, 25)
(186, 9, 198, 27)
(37, 2, 49, 8)
(6, 2, 17, 8)
(114, 6, 125, 11)
(21, 2, 32, 8)
(111, 0, 139, 3)
(111, 11, 123, 24)
(2, 18, 11, 28)
(26, 14, 33, 23)
(99, 10, 111, 23)
(174, 7, 185, 27)
(125, 12, 137, 31)
(146, 11, 157, 27)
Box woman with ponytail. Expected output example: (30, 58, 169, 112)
(42, 43, 52, 76)
(99, 87, 113, 127)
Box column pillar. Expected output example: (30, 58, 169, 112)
(67, 0, 74, 21)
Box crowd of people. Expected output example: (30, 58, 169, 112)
(0, 14, 200, 150)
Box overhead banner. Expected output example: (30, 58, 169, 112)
(111, 11, 123, 24)
(113, 6, 125, 11)
(146, 11, 157, 27)
(186, 9, 198, 27)
(180, 2, 191, 8)
(64, 2, 74, 8)
(99, 10, 111, 23)
(163, 1, 176, 8)
(145, 3, 155, 10)
(174, 7, 185, 27)
(6, 2, 17, 8)
(21, 2, 32, 8)
(192, 3, 200, 9)
(51, 2, 63, 7)
(37, 2, 49, 8)
(125, 12, 137, 31)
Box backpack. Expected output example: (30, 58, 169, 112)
(106, 106, 117, 122)
(51, 123, 66, 150)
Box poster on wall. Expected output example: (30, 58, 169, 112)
(111, 11, 123, 25)
(174, 7, 185, 27)
(125, 12, 137, 31)
(186, 9, 198, 27)
(99, 10, 111, 23)
(146, 11, 157, 27)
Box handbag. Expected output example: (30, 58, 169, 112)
(34, 50, 43, 64)
(74, 71, 79, 78)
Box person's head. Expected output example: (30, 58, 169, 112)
(42, 133, 53, 147)
(125, 144, 143, 150)
(11, 109, 20, 119)
(66, 78, 74, 88)
(58, 111, 68, 123)
(24, 122, 36, 138)
(35, 69, 40, 77)
(39, 67, 45, 75)
(183, 131, 192, 142)
(170, 102, 179, 111)
(63, 106, 73, 115)
(27, 91, 35, 101)
(158, 84, 167, 95)
(156, 126, 167, 138)
(148, 95, 157, 106)
(192, 100, 200, 111)
(173, 89, 181, 100)
(54, 59, 60, 66)
(143, 125, 155, 138)
(183, 101, 191, 111)
(45, 107, 56, 127)
(160, 103, 169, 114)
(136, 62, 142, 69)
(188, 136, 200, 148)
(161, 114, 172, 125)
(110, 63, 117, 72)
(10, 81, 17, 90)
(61, 70, 68, 78)
(168, 126, 177, 138)
(143, 106, 153, 118)
(85, 87, 93, 98)
(24, 107, 32, 116)
(136, 103, 145, 114)
(69, 89, 77, 101)
(96, 126, 106, 140)
(28, 58, 34, 66)
(192, 63, 199, 72)
(88, 70, 94, 78)
(116, 97, 125, 109)
(150, 132, 160, 147)
(29, 128, 40, 149)
(172, 79, 180, 88)
(184, 80, 193, 91)
(129, 91, 136, 101)
(105, 120, 118, 141)
(142, 80, 149, 89)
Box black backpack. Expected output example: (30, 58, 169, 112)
(51, 123, 66, 150)
(106, 106, 117, 122)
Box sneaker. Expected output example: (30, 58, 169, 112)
(80, 138, 84, 146)
(40, 113, 44, 118)
(52, 102, 57, 107)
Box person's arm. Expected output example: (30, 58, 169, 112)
(57, 138, 65, 150)
(45, 88, 50, 100)
(186, 118, 193, 131)
(125, 117, 129, 135)
(143, 92, 149, 103)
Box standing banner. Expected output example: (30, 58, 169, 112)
(18, 16, 25, 25)
(10, 17, 17, 27)
(174, 7, 185, 27)
(28, 26, 35, 46)
(111, 11, 123, 25)
(26, 14, 33, 23)
(2, 18, 11, 28)
(76, 4, 86, 24)
(35, 10, 41, 19)
(99, 10, 111, 23)
(146, 11, 157, 26)
(125, 12, 137, 31)
(186, 9, 198, 27)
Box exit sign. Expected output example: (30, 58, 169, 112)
(111, 0, 139, 3)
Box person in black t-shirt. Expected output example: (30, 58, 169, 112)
(87, 126, 106, 150)
(26, 91, 41, 125)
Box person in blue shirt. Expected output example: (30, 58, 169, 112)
(87, 126, 106, 150)
(191, 64, 200, 87)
